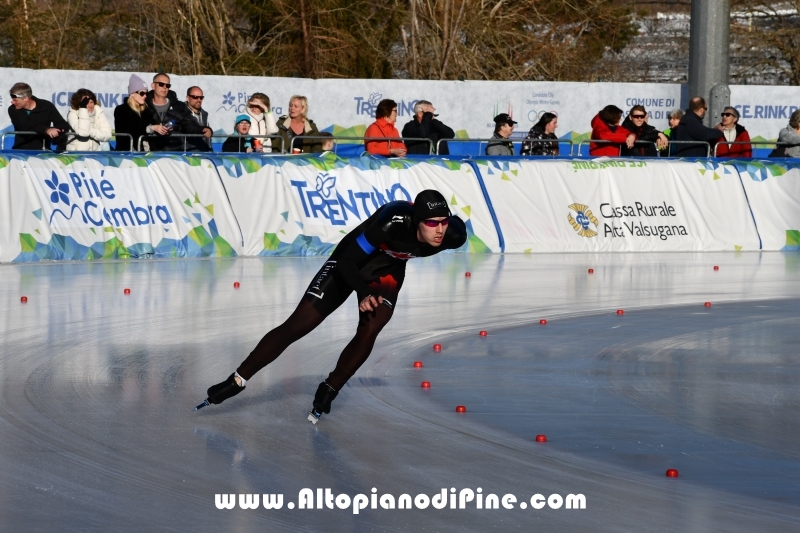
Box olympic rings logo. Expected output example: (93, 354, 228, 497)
(527, 110, 558, 122)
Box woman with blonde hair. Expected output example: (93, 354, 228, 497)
(275, 95, 322, 154)
(66, 88, 112, 151)
(114, 74, 154, 151)
(245, 93, 279, 153)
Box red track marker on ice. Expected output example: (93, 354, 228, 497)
(421, 381, 431, 388)
(704, 302, 712, 307)
(20, 296, 27, 303)
(479, 330, 488, 337)
(465, 272, 471, 278)
(433, 343, 442, 352)
(233, 281, 240, 288)
(713, 266, 719, 271)
(124, 288, 131, 295)
(616, 309, 624, 315)
(413, 361, 423, 368)
(588, 268, 594, 274)
(666, 469, 679, 477)
(539, 319, 547, 325)
(455, 405, 467, 413)
(535, 435, 547, 442)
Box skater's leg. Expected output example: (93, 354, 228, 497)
(236, 299, 325, 380)
(325, 303, 394, 390)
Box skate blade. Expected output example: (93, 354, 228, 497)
(194, 399, 210, 411)
(308, 411, 320, 425)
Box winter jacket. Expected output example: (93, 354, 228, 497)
(222, 135, 255, 153)
(113, 99, 154, 151)
(365, 118, 406, 156)
(715, 124, 752, 158)
(185, 107, 211, 152)
(669, 111, 723, 157)
(777, 127, 800, 158)
(485, 132, 514, 156)
(619, 117, 661, 157)
(66, 107, 112, 151)
(520, 125, 558, 156)
(274, 115, 322, 154)
(144, 90, 207, 152)
(7, 96, 70, 150)
(589, 114, 633, 156)
(401, 112, 455, 155)
(246, 109, 279, 152)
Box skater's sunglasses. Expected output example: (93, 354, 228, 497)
(421, 218, 450, 228)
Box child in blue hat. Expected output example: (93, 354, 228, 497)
(222, 114, 255, 153)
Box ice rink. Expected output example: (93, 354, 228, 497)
(1, 252, 799, 532)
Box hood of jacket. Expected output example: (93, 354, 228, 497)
(591, 114, 618, 133)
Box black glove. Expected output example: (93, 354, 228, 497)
(79, 97, 90, 109)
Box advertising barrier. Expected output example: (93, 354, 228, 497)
(1, 152, 799, 263)
(730, 159, 800, 251)
(476, 157, 762, 252)
(214, 153, 499, 256)
(0, 153, 242, 263)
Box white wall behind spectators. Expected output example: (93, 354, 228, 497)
(0, 68, 797, 141)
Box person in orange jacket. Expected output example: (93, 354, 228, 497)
(589, 105, 636, 157)
(714, 106, 752, 158)
(365, 99, 407, 157)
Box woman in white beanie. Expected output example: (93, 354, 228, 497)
(114, 74, 154, 151)
(66, 88, 112, 151)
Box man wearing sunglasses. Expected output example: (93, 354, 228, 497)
(144, 73, 210, 152)
(669, 97, 724, 157)
(7, 82, 69, 150)
(619, 105, 668, 157)
(197, 189, 467, 424)
(184, 86, 212, 152)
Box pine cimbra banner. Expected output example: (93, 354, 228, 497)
(214, 153, 499, 256)
(0, 153, 241, 262)
(476, 157, 762, 253)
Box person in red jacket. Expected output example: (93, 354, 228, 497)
(365, 99, 407, 157)
(714, 106, 752, 158)
(589, 105, 636, 156)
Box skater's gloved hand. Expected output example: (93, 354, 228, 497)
(359, 295, 383, 312)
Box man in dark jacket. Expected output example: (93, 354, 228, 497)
(620, 106, 668, 157)
(184, 85, 212, 152)
(401, 100, 455, 155)
(7, 82, 69, 150)
(669, 97, 724, 157)
(144, 74, 210, 152)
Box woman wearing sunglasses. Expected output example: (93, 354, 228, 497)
(714, 107, 752, 158)
(113, 74, 154, 151)
(245, 93, 279, 152)
(66, 89, 112, 152)
(619, 105, 668, 157)
(197, 190, 466, 424)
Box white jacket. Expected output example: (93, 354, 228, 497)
(246, 110, 279, 153)
(67, 107, 112, 151)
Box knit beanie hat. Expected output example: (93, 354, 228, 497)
(235, 114, 251, 126)
(127, 74, 148, 95)
(413, 190, 451, 220)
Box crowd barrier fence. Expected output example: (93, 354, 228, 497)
(0, 151, 798, 263)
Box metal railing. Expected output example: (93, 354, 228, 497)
(665, 140, 712, 157)
(437, 137, 574, 157)
(576, 139, 661, 157)
(712, 140, 784, 157)
(61, 132, 134, 153)
(138, 133, 283, 153)
(291, 135, 434, 155)
(1, 131, 49, 150)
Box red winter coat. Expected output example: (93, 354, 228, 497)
(365, 118, 406, 156)
(715, 124, 752, 158)
(589, 114, 634, 156)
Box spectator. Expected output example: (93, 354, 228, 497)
(222, 115, 255, 153)
(669, 97, 723, 157)
(521, 112, 559, 156)
(114, 75, 153, 151)
(589, 105, 635, 156)
(619, 105, 667, 157)
(7, 82, 69, 150)
(714, 106, 751, 158)
(365, 99, 407, 157)
(775, 109, 800, 158)
(401, 100, 455, 155)
(65, 89, 112, 152)
(245, 93, 278, 153)
(319, 131, 335, 153)
(144, 73, 210, 152)
(184, 86, 212, 152)
(486, 113, 516, 156)
(663, 109, 684, 139)
(274, 96, 322, 154)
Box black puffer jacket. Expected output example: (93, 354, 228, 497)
(7, 97, 70, 150)
(619, 117, 661, 157)
(144, 90, 207, 152)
